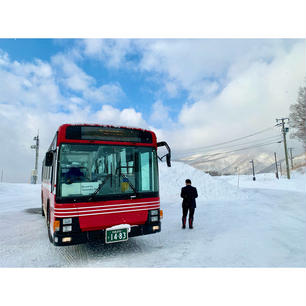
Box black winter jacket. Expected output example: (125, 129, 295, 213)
(180, 185, 198, 208)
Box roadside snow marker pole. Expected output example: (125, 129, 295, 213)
(235, 167, 240, 188)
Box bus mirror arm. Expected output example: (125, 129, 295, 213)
(157, 141, 171, 167)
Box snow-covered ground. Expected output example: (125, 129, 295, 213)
(0, 161, 305, 267)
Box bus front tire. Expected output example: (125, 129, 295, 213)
(41, 192, 45, 217)
(47, 207, 54, 243)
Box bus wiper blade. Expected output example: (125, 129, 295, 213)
(88, 174, 111, 201)
(121, 174, 137, 197)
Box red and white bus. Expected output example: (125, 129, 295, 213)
(41, 124, 171, 246)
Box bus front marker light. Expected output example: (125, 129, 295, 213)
(62, 237, 72, 243)
(160, 209, 163, 219)
(53, 220, 60, 232)
(63, 225, 72, 232)
(63, 218, 72, 225)
(150, 216, 159, 222)
(150, 210, 159, 216)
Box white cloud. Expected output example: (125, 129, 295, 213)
(150, 100, 171, 125)
(0, 49, 9, 66)
(82, 39, 133, 68)
(82, 39, 104, 56)
(136, 39, 301, 100)
(83, 83, 124, 104)
(96, 105, 147, 128)
(165, 81, 179, 98)
(169, 41, 306, 152)
(52, 53, 93, 91)
(51, 53, 124, 104)
(0, 55, 63, 109)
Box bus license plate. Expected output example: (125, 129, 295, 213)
(105, 228, 128, 244)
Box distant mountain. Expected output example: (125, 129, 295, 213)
(178, 151, 306, 176)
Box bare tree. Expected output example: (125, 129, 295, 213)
(289, 84, 306, 150)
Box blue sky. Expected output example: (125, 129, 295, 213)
(0, 38, 305, 182)
(0, 39, 189, 121)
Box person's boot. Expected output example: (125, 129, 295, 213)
(189, 218, 193, 229)
(182, 217, 186, 229)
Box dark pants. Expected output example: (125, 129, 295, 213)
(182, 206, 195, 227)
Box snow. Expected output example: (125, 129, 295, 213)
(218, 170, 306, 193)
(0, 161, 305, 267)
(107, 224, 131, 232)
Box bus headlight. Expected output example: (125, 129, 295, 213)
(63, 225, 72, 232)
(149, 210, 159, 222)
(150, 216, 159, 222)
(150, 210, 159, 216)
(63, 218, 72, 225)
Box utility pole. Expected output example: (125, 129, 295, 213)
(30, 132, 39, 184)
(279, 161, 282, 177)
(274, 152, 279, 179)
(249, 160, 256, 181)
(276, 118, 290, 179)
(289, 147, 294, 169)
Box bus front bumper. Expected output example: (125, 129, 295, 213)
(52, 222, 161, 246)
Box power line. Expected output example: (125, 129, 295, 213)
(176, 125, 276, 156)
(182, 137, 282, 161)
(188, 140, 282, 163)
(181, 134, 281, 156)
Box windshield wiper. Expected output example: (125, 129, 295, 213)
(120, 173, 137, 197)
(115, 165, 138, 198)
(88, 174, 111, 201)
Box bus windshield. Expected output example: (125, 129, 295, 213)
(57, 144, 158, 199)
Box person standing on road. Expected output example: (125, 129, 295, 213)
(180, 179, 198, 229)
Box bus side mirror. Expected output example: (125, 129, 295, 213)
(166, 153, 171, 167)
(157, 141, 171, 167)
(45, 151, 54, 167)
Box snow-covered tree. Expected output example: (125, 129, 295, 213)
(289, 83, 306, 150)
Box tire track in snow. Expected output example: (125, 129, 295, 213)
(56, 244, 89, 267)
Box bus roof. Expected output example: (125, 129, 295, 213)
(56, 123, 157, 147)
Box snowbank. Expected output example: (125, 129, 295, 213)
(159, 161, 247, 202)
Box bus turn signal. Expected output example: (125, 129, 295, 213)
(53, 220, 60, 232)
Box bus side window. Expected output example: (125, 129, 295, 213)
(50, 157, 55, 192)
